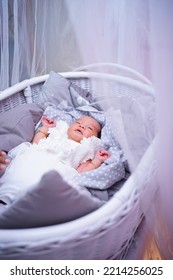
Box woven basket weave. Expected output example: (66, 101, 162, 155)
(0, 65, 156, 259)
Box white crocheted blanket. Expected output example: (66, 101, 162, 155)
(34, 120, 101, 168)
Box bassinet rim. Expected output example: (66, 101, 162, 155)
(0, 70, 154, 102)
(73, 62, 153, 86)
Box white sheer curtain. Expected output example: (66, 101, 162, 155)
(0, 0, 173, 259)
(0, 0, 151, 90)
(147, 0, 173, 259)
(0, 0, 72, 90)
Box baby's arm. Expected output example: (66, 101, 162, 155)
(77, 149, 110, 173)
(32, 116, 56, 144)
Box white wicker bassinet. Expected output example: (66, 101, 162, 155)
(0, 64, 156, 259)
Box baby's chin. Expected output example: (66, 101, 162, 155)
(68, 133, 83, 143)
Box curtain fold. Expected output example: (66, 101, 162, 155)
(0, 0, 9, 89)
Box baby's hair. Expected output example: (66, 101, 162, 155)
(91, 116, 102, 138)
(98, 130, 101, 139)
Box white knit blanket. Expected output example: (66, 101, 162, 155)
(35, 120, 101, 168)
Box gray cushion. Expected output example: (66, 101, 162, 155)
(0, 171, 103, 228)
(38, 71, 95, 108)
(0, 103, 45, 152)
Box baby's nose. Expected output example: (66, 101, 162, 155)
(80, 124, 85, 129)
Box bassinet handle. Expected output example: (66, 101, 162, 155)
(73, 63, 153, 87)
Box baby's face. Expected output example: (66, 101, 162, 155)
(68, 116, 101, 142)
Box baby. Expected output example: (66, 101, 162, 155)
(0, 115, 110, 204)
(33, 115, 109, 172)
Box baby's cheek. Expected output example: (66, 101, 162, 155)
(84, 132, 88, 138)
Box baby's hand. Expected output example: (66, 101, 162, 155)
(41, 116, 56, 128)
(95, 149, 110, 163)
(0, 150, 10, 170)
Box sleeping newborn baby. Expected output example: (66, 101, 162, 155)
(0, 116, 110, 204)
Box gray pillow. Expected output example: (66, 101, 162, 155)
(0, 103, 45, 152)
(38, 71, 95, 108)
(0, 171, 103, 228)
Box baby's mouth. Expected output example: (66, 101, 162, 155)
(75, 129, 83, 135)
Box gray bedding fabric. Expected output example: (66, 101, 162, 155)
(38, 71, 95, 108)
(0, 103, 45, 152)
(0, 171, 103, 228)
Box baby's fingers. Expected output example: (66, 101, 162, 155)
(47, 118, 56, 127)
(0, 150, 6, 157)
(41, 116, 56, 127)
(0, 157, 10, 165)
(99, 149, 110, 158)
(0, 149, 10, 172)
(0, 164, 6, 171)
